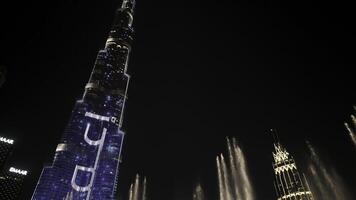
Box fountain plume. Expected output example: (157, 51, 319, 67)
(216, 137, 255, 200)
(128, 183, 133, 200)
(133, 174, 140, 200)
(351, 114, 356, 126)
(216, 156, 225, 200)
(232, 138, 254, 200)
(128, 174, 147, 200)
(193, 182, 205, 200)
(221, 154, 233, 200)
(306, 141, 352, 200)
(226, 138, 242, 200)
(142, 177, 147, 200)
(345, 116, 356, 149)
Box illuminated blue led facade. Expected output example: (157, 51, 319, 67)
(32, 1, 135, 199)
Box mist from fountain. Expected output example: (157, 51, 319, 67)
(193, 183, 205, 200)
(216, 138, 255, 200)
(306, 141, 352, 200)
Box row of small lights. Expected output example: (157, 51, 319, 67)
(9, 167, 28, 176)
(0, 136, 14, 144)
(1, 136, 28, 175)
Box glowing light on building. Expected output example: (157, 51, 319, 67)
(32, 1, 136, 199)
(9, 167, 28, 176)
(0, 137, 27, 199)
(0, 137, 14, 145)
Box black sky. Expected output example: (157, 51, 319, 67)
(0, 0, 355, 199)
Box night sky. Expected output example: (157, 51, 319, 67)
(0, 0, 355, 199)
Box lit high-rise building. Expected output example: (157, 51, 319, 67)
(32, 1, 136, 199)
(0, 136, 14, 170)
(0, 167, 28, 200)
(271, 130, 314, 200)
(0, 136, 28, 199)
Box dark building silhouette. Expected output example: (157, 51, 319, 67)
(271, 131, 314, 200)
(32, 0, 136, 199)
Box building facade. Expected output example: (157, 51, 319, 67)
(32, 1, 136, 199)
(0, 167, 28, 200)
(272, 134, 314, 200)
(0, 136, 14, 169)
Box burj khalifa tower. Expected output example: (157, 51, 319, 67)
(32, 0, 136, 199)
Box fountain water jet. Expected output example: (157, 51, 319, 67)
(345, 113, 356, 149)
(306, 141, 352, 200)
(221, 154, 233, 200)
(227, 138, 242, 200)
(217, 156, 225, 200)
(232, 138, 254, 200)
(133, 174, 140, 200)
(128, 184, 133, 200)
(142, 177, 147, 200)
(128, 174, 147, 200)
(216, 138, 255, 200)
(193, 183, 205, 200)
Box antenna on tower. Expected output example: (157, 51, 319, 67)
(270, 128, 280, 144)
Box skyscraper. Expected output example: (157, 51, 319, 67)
(0, 136, 14, 170)
(0, 167, 28, 200)
(271, 131, 314, 200)
(32, 1, 136, 199)
(0, 136, 28, 199)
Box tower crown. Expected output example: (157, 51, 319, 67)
(273, 143, 290, 164)
(271, 131, 314, 200)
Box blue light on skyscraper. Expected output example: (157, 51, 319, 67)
(32, 1, 136, 199)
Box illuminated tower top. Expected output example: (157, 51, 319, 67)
(84, 0, 136, 103)
(271, 130, 314, 200)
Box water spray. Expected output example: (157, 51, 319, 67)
(216, 138, 255, 200)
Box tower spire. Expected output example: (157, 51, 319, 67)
(270, 128, 280, 144)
